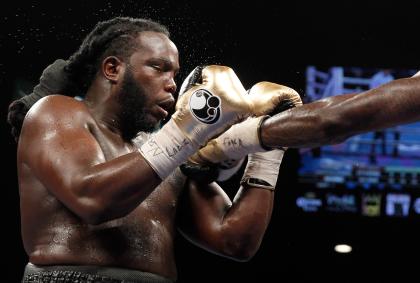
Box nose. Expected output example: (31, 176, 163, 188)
(165, 77, 177, 95)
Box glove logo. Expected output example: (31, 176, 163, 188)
(189, 89, 221, 124)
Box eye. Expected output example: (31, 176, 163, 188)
(152, 65, 163, 72)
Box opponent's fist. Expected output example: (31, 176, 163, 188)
(173, 65, 251, 147)
(248, 81, 302, 116)
(189, 82, 302, 165)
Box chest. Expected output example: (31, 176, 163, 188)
(89, 124, 137, 160)
(89, 127, 187, 212)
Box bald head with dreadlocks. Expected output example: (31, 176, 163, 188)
(7, 17, 171, 141)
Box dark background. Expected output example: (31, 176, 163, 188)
(2, 1, 419, 282)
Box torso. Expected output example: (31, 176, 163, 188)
(17, 97, 186, 280)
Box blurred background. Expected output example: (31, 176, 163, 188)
(2, 1, 420, 282)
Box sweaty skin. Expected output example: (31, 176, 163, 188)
(18, 98, 184, 278)
(17, 31, 181, 279)
(261, 75, 420, 149)
(17, 31, 275, 281)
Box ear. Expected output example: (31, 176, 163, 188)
(102, 56, 124, 84)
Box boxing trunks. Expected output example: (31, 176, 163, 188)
(22, 262, 173, 283)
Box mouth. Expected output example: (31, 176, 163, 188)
(156, 98, 175, 119)
(155, 105, 169, 120)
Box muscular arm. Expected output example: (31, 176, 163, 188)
(19, 96, 161, 224)
(177, 180, 274, 261)
(261, 76, 420, 148)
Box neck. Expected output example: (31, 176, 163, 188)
(84, 78, 123, 136)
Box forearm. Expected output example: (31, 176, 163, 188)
(180, 180, 274, 261)
(75, 152, 161, 223)
(260, 93, 359, 148)
(221, 186, 274, 260)
(261, 76, 420, 148)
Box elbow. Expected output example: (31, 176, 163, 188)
(220, 227, 261, 262)
(71, 174, 117, 225)
(75, 198, 111, 225)
(71, 184, 113, 225)
(223, 239, 259, 262)
(230, 251, 256, 263)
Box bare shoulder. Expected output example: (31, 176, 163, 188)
(22, 95, 92, 133)
(19, 95, 95, 153)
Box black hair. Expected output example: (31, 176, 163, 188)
(7, 17, 169, 141)
(66, 17, 169, 92)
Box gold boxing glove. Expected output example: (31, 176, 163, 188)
(247, 81, 302, 116)
(189, 81, 302, 166)
(173, 65, 251, 145)
(139, 65, 251, 180)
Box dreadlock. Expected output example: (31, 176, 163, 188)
(66, 17, 169, 92)
(7, 17, 169, 141)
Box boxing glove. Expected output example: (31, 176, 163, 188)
(189, 81, 302, 165)
(240, 82, 301, 190)
(139, 65, 251, 180)
(241, 83, 300, 189)
(247, 81, 302, 116)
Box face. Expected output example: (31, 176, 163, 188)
(117, 31, 179, 139)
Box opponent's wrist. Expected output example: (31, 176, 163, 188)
(198, 116, 269, 164)
(258, 115, 286, 151)
(138, 119, 199, 180)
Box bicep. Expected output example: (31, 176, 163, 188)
(35, 127, 103, 192)
(19, 106, 105, 209)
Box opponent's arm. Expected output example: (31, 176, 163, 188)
(261, 75, 420, 148)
